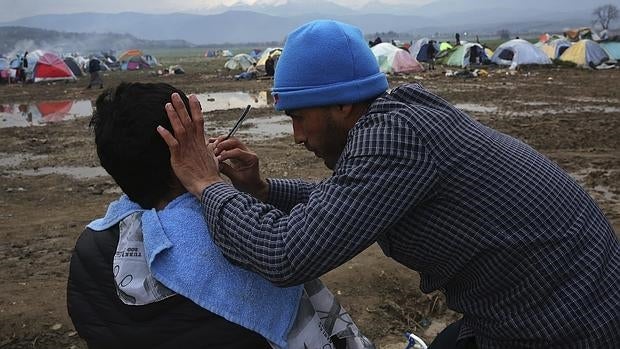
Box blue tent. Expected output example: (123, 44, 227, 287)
(600, 42, 620, 60)
(416, 41, 441, 62)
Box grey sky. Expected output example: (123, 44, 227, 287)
(0, 0, 611, 23)
(0, 0, 433, 22)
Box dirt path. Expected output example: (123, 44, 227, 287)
(1, 64, 618, 348)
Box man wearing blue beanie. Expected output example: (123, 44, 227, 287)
(159, 20, 619, 349)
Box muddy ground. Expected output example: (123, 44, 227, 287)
(0, 58, 619, 349)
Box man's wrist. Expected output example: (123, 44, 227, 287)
(254, 179, 270, 202)
(191, 178, 224, 198)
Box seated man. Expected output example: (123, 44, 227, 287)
(67, 82, 374, 349)
(235, 62, 257, 80)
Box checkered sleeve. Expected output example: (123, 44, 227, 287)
(200, 114, 438, 286)
(266, 178, 318, 213)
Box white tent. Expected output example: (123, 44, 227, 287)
(409, 38, 430, 60)
(224, 53, 256, 71)
(371, 43, 424, 74)
(491, 39, 552, 68)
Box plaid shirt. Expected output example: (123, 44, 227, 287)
(201, 84, 619, 348)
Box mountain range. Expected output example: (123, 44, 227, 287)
(0, 0, 610, 45)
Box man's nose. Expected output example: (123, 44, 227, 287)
(292, 120, 304, 144)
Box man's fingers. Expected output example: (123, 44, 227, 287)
(157, 125, 179, 150)
(217, 148, 250, 163)
(189, 95, 205, 137)
(216, 137, 248, 152)
(171, 93, 192, 129)
(189, 95, 203, 122)
(164, 103, 185, 138)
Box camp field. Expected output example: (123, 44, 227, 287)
(0, 50, 619, 348)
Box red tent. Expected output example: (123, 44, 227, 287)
(37, 100, 73, 122)
(32, 51, 76, 83)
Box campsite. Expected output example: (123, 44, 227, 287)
(1, 0, 620, 346)
(1, 45, 618, 347)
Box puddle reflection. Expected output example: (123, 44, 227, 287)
(196, 91, 273, 112)
(0, 91, 274, 128)
(207, 114, 291, 140)
(0, 100, 93, 128)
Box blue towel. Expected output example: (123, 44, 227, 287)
(88, 193, 303, 348)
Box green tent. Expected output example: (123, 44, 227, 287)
(438, 43, 490, 68)
(439, 42, 453, 51)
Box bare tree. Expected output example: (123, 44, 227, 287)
(592, 4, 618, 30)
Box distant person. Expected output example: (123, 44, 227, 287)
(16, 53, 25, 83)
(86, 57, 103, 89)
(426, 40, 437, 70)
(265, 56, 275, 77)
(234, 62, 257, 80)
(469, 45, 480, 66)
(21, 51, 28, 83)
(455, 32, 461, 46)
(68, 82, 373, 349)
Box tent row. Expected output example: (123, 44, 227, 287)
(1, 48, 162, 83)
(224, 48, 282, 73)
(4, 50, 77, 83)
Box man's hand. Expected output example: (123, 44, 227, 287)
(157, 93, 223, 197)
(211, 136, 269, 202)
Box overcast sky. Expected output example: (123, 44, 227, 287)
(0, 0, 433, 22)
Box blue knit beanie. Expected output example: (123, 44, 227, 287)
(272, 20, 388, 111)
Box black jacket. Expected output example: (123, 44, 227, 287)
(88, 59, 101, 73)
(67, 226, 271, 349)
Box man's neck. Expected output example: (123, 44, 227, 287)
(154, 186, 188, 211)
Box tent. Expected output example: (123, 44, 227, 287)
(117, 49, 150, 70)
(439, 42, 453, 51)
(490, 39, 552, 68)
(224, 53, 256, 71)
(117, 49, 143, 62)
(0, 57, 9, 82)
(256, 48, 282, 69)
(143, 54, 160, 67)
(63, 57, 83, 77)
(249, 49, 262, 59)
(409, 38, 427, 59)
(439, 43, 489, 68)
(221, 50, 233, 58)
(563, 27, 599, 42)
(371, 43, 424, 74)
(559, 40, 609, 67)
(599, 42, 620, 61)
(28, 50, 76, 83)
(416, 41, 441, 62)
(540, 39, 571, 59)
(37, 100, 74, 122)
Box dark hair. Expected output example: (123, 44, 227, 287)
(91, 82, 191, 208)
